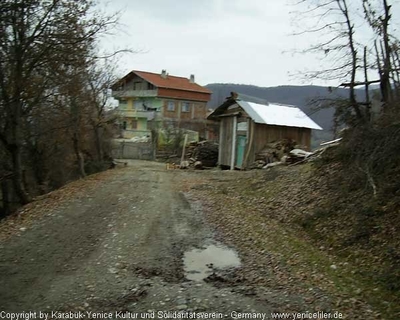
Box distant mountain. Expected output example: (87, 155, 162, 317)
(205, 83, 355, 148)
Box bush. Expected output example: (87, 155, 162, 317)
(333, 122, 400, 204)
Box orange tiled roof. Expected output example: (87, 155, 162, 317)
(121, 70, 212, 94)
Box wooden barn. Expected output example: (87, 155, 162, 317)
(208, 94, 322, 169)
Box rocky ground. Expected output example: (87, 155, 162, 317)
(0, 160, 397, 319)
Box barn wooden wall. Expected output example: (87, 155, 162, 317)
(219, 117, 235, 167)
(244, 124, 311, 166)
(254, 124, 311, 148)
(218, 115, 312, 169)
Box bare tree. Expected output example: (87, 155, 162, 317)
(85, 59, 119, 163)
(363, 0, 399, 106)
(291, 0, 368, 125)
(336, 0, 364, 122)
(292, 0, 400, 126)
(0, 0, 120, 203)
(293, 0, 400, 199)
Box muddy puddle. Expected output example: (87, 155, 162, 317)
(183, 242, 241, 281)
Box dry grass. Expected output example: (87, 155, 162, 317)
(185, 164, 400, 319)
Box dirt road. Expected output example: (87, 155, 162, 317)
(0, 161, 273, 316)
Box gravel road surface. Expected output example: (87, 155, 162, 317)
(0, 161, 274, 318)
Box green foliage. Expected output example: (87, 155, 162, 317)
(158, 126, 186, 155)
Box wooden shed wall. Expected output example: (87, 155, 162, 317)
(219, 117, 235, 167)
(216, 103, 313, 168)
(245, 123, 311, 166)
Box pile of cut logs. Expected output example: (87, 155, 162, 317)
(252, 139, 311, 169)
(186, 141, 219, 169)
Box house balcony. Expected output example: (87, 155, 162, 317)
(120, 130, 152, 139)
(112, 89, 158, 98)
(117, 110, 159, 120)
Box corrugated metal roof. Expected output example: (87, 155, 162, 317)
(237, 100, 322, 130)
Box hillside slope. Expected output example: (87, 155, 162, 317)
(186, 164, 400, 319)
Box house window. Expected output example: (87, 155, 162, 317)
(118, 100, 128, 109)
(182, 102, 190, 112)
(167, 101, 175, 111)
(134, 100, 143, 110)
(134, 82, 144, 90)
(122, 121, 127, 130)
(131, 120, 138, 129)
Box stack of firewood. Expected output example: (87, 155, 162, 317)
(252, 139, 311, 168)
(186, 141, 219, 168)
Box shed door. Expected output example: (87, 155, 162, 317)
(236, 136, 246, 168)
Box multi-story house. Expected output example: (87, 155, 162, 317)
(111, 70, 212, 139)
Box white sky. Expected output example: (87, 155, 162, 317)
(98, 0, 400, 87)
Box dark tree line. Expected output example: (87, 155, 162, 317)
(0, 0, 121, 213)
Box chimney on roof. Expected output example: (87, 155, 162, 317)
(189, 74, 195, 83)
(161, 69, 167, 79)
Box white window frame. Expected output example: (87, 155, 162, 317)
(167, 101, 175, 111)
(181, 102, 190, 112)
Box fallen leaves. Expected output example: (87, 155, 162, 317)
(182, 166, 393, 319)
(0, 169, 119, 242)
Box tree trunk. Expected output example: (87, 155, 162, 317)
(94, 125, 103, 162)
(380, 0, 393, 105)
(8, 98, 32, 204)
(364, 46, 371, 121)
(10, 144, 31, 204)
(338, 0, 363, 122)
(72, 134, 86, 178)
(31, 147, 49, 194)
(1, 179, 10, 217)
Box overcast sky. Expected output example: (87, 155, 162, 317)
(99, 0, 399, 88)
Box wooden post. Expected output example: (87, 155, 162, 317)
(230, 116, 237, 170)
(151, 129, 157, 160)
(243, 119, 254, 169)
(121, 140, 125, 159)
(180, 133, 188, 166)
(218, 120, 224, 165)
